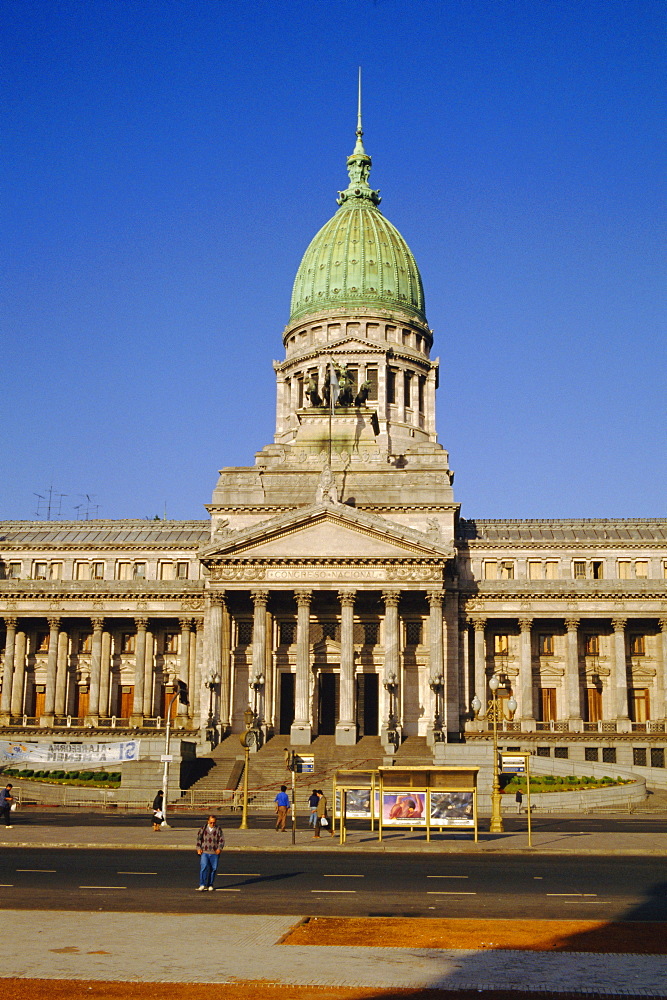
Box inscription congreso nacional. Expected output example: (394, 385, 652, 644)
(1, 95, 666, 792)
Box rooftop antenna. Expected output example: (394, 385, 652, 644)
(73, 494, 99, 520)
(34, 485, 67, 520)
(357, 65, 363, 140)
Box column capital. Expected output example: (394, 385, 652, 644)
(134, 617, 149, 631)
(659, 618, 667, 632)
(564, 618, 579, 632)
(209, 591, 227, 608)
(381, 590, 400, 608)
(612, 618, 627, 633)
(518, 618, 533, 632)
(91, 617, 105, 632)
(427, 590, 444, 608)
(471, 617, 487, 632)
(294, 590, 313, 608)
(47, 616, 61, 630)
(3, 617, 18, 630)
(178, 617, 194, 631)
(251, 590, 269, 606)
(338, 590, 356, 608)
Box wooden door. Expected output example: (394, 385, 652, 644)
(630, 688, 650, 723)
(33, 687, 46, 719)
(586, 688, 602, 723)
(540, 688, 557, 723)
(119, 685, 134, 719)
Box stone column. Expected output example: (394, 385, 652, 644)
(10, 628, 27, 718)
(220, 596, 232, 730)
(131, 617, 148, 723)
(99, 629, 112, 719)
(397, 370, 406, 423)
(143, 628, 154, 717)
(54, 627, 69, 716)
(381, 591, 400, 740)
(427, 591, 445, 736)
(565, 618, 582, 728)
(291, 590, 312, 744)
(178, 618, 193, 721)
(193, 618, 204, 723)
(658, 618, 667, 722)
(612, 618, 630, 730)
(87, 617, 105, 721)
(336, 590, 356, 745)
(43, 617, 61, 721)
(0, 617, 17, 720)
(426, 367, 437, 438)
(459, 618, 470, 721)
(518, 618, 535, 729)
(251, 590, 269, 709)
(472, 618, 487, 706)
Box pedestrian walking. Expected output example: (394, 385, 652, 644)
(515, 789, 523, 814)
(196, 814, 225, 891)
(274, 784, 290, 831)
(0, 784, 14, 828)
(313, 788, 333, 838)
(152, 790, 164, 831)
(307, 788, 319, 827)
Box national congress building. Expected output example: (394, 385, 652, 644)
(2, 109, 666, 780)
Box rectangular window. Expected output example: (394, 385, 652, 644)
(49, 562, 63, 580)
(618, 560, 632, 579)
(592, 561, 604, 580)
(164, 632, 179, 654)
(403, 371, 412, 409)
(663, 561, 667, 579)
(538, 634, 554, 656)
(602, 747, 616, 764)
(278, 621, 296, 646)
(236, 620, 253, 645)
(650, 748, 665, 769)
(585, 747, 599, 762)
(554, 746, 569, 759)
(418, 375, 425, 413)
(75, 562, 91, 581)
(92, 562, 104, 580)
(387, 368, 397, 405)
(405, 620, 423, 646)
(528, 561, 542, 580)
(133, 562, 146, 580)
(363, 621, 379, 645)
(630, 688, 650, 723)
(176, 562, 189, 579)
(346, 367, 359, 395)
(587, 688, 602, 723)
(296, 375, 303, 409)
(536, 746, 551, 757)
(8, 562, 21, 579)
(159, 562, 175, 580)
(573, 561, 586, 580)
(494, 634, 509, 655)
(33, 562, 48, 580)
(545, 561, 559, 580)
(635, 560, 648, 578)
(633, 747, 647, 767)
(484, 561, 498, 580)
(117, 562, 132, 581)
(365, 367, 378, 401)
(584, 634, 599, 656)
(499, 561, 515, 580)
(120, 633, 135, 654)
(630, 634, 645, 656)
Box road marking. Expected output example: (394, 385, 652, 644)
(322, 874, 364, 877)
(427, 875, 468, 878)
(0, 884, 14, 887)
(16, 869, 57, 873)
(546, 893, 595, 897)
(79, 886, 127, 890)
(215, 888, 241, 892)
(533, 876, 543, 879)
(311, 889, 356, 893)
(427, 891, 477, 895)
(117, 871, 158, 875)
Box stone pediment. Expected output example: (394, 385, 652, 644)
(199, 503, 453, 563)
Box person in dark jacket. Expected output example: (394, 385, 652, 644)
(196, 815, 225, 890)
(0, 784, 14, 828)
(152, 790, 164, 831)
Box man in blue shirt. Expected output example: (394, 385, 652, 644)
(274, 784, 290, 831)
(0, 784, 14, 828)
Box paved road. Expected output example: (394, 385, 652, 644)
(1, 848, 665, 920)
(10, 808, 667, 834)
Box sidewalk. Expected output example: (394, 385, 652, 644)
(1, 816, 666, 853)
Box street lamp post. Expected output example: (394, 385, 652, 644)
(238, 704, 255, 830)
(429, 671, 445, 740)
(383, 671, 399, 749)
(160, 678, 189, 829)
(471, 675, 517, 834)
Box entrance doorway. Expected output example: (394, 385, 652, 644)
(318, 672, 339, 735)
(540, 688, 557, 723)
(356, 673, 379, 736)
(279, 673, 295, 734)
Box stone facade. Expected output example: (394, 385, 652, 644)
(1, 113, 665, 775)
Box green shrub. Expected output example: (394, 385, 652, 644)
(544, 775, 556, 784)
(51, 770, 65, 779)
(23, 768, 34, 778)
(110, 772, 121, 782)
(79, 771, 94, 781)
(68, 770, 80, 779)
(567, 775, 577, 783)
(97, 771, 109, 781)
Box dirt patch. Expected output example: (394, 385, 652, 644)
(282, 916, 667, 954)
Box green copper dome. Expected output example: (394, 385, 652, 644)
(289, 117, 426, 326)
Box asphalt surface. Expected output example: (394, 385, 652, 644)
(1, 847, 665, 920)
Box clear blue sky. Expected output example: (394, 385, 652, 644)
(3, 0, 665, 522)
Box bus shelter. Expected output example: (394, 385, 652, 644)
(333, 769, 378, 844)
(378, 766, 479, 843)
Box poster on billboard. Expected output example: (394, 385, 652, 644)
(429, 790, 475, 827)
(335, 787, 376, 819)
(0, 740, 141, 765)
(382, 791, 427, 826)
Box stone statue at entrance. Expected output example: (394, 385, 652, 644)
(315, 464, 339, 504)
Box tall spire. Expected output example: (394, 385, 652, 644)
(337, 68, 381, 207)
